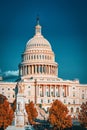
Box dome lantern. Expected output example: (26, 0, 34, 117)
(35, 17, 41, 36)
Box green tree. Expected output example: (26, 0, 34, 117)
(0, 94, 14, 129)
(78, 102, 87, 128)
(26, 101, 38, 125)
(49, 99, 72, 130)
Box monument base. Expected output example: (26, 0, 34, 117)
(6, 125, 34, 130)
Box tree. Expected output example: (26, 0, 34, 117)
(78, 102, 87, 128)
(0, 94, 14, 129)
(49, 100, 72, 130)
(25, 101, 38, 125)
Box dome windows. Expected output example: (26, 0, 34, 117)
(22, 53, 53, 62)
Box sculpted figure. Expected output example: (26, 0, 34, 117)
(18, 82, 25, 94)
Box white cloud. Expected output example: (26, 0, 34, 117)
(3, 70, 19, 77)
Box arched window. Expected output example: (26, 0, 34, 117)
(40, 55, 41, 59)
(76, 108, 79, 113)
(29, 55, 30, 60)
(31, 55, 33, 59)
(71, 107, 73, 113)
(42, 55, 44, 59)
(34, 55, 36, 59)
(37, 55, 39, 59)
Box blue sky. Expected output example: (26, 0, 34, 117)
(0, 0, 87, 83)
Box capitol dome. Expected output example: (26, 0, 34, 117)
(19, 20, 58, 79)
(25, 23, 52, 51)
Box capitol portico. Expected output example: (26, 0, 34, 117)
(0, 20, 87, 119)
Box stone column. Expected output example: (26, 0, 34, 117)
(20, 67, 22, 76)
(67, 86, 69, 96)
(58, 86, 60, 96)
(49, 86, 51, 97)
(54, 86, 55, 97)
(42, 85, 44, 97)
(65, 85, 66, 97)
(32, 65, 33, 74)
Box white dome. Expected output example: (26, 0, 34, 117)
(19, 21, 58, 79)
(25, 23, 52, 51)
(26, 35, 52, 51)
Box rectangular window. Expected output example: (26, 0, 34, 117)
(28, 91, 31, 96)
(47, 91, 49, 97)
(73, 100, 75, 104)
(41, 99, 43, 103)
(73, 92, 75, 97)
(51, 91, 54, 97)
(64, 99, 66, 103)
(48, 99, 50, 103)
(82, 94, 84, 99)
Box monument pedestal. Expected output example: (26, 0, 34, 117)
(6, 82, 34, 130)
(15, 93, 28, 127)
(6, 125, 34, 130)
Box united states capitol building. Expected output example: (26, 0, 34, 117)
(0, 20, 87, 118)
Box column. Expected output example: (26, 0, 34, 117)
(23, 66, 24, 75)
(54, 86, 55, 97)
(20, 67, 22, 76)
(25, 66, 27, 75)
(49, 86, 51, 97)
(58, 86, 60, 96)
(30, 65, 31, 74)
(32, 65, 33, 74)
(34, 65, 35, 74)
(49, 65, 50, 74)
(42, 85, 44, 97)
(65, 85, 66, 97)
(67, 85, 69, 96)
(55, 85, 56, 97)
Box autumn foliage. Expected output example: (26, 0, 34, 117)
(25, 101, 38, 125)
(49, 100, 72, 130)
(78, 101, 87, 128)
(0, 94, 14, 129)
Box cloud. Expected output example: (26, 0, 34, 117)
(3, 70, 19, 77)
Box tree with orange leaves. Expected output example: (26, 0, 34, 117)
(25, 101, 38, 125)
(0, 94, 14, 129)
(49, 99, 72, 130)
(78, 101, 87, 128)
